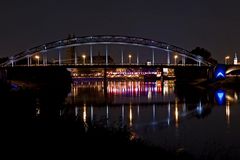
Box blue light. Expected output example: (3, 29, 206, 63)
(215, 89, 225, 105)
(216, 72, 225, 78)
(217, 92, 224, 101)
(214, 64, 226, 79)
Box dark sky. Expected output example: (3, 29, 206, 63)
(1, 0, 240, 63)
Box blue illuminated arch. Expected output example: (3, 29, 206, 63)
(214, 64, 226, 79)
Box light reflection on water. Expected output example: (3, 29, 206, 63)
(53, 80, 240, 155)
(63, 81, 233, 129)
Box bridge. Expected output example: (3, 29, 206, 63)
(1, 35, 213, 67)
(226, 65, 240, 75)
(0, 35, 216, 85)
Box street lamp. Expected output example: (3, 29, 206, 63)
(35, 55, 40, 65)
(174, 55, 178, 65)
(128, 54, 132, 64)
(225, 56, 230, 64)
(82, 54, 86, 65)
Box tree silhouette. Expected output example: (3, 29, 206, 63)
(184, 47, 218, 65)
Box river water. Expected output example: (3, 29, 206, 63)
(60, 80, 240, 157)
(4, 80, 240, 158)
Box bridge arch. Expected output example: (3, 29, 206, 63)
(1, 35, 213, 67)
(226, 65, 240, 75)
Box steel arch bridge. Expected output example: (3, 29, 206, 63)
(1, 35, 213, 67)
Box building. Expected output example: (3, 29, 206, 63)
(234, 53, 238, 65)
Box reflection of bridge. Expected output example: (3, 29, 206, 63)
(1, 35, 213, 67)
(63, 81, 212, 130)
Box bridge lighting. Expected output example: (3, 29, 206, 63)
(82, 54, 86, 65)
(215, 64, 226, 79)
(225, 56, 230, 64)
(174, 55, 178, 65)
(128, 54, 132, 64)
(35, 55, 40, 65)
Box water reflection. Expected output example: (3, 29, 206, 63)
(83, 104, 87, 124)
(64, 80, 215, 130)
(174, 98, 179, 128)
(27, 79, 240, 157)
(226, 101, 230, 125)
(215, 89, 226, 105)
(129, 104, 133, 127)
(33, 80, 240, 131)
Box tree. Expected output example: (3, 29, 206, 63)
(191, 47, 211, 59)
(0, 57, 8, 65)
(184, 47, 217, 65)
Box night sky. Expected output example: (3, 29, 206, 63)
(1, 0, 240, 63)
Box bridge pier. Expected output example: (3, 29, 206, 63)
(27, 55, 31, 67)
(105, 45, 108, 65)
(152, 49, 155, 65)
(198, 60, 201, 66)
(58, 50, 62, 66)
(74, 49, 77, 65)
(90, 45, 93, 65)
(137, 52, 139, 65)
(121, 48, 124, 65)
(167, 47, 170, 65)
(42, 52, 48, 66)
(182, 57, 185, 66)
(10, 57, 14, 67)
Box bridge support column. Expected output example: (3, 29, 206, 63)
(27, 55, 31, 67)
(105, 45, 108, 65)
(30, 57, 32, 66)
(43, 53, 48, 66)
(10, 57, 14, 67)
(58, 50, 62, 66)
(198, 61, 201, 66)
(74, 49, 77, 65)
(42, 53, 44, 65)
(137, 53, 139, 65)
(90, 45, 93, 65)
(167, 46, 170, 65)
(182, 56, 185, 66)
(121, 48, 124, 65)
(152, 49, 155, 65)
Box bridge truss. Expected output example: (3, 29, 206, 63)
(1, 35, 213, 67)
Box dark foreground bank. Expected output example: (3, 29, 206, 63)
(1, 84, 194, 160)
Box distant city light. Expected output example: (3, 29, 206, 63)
(225, 56, 230, 64)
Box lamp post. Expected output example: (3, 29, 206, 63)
(128, 54, 132, 64)
(82, 54, 86, 65)
(225, 56, 230, 64)
(35, 55, 40, 65)
(174, 55, 178, 65)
